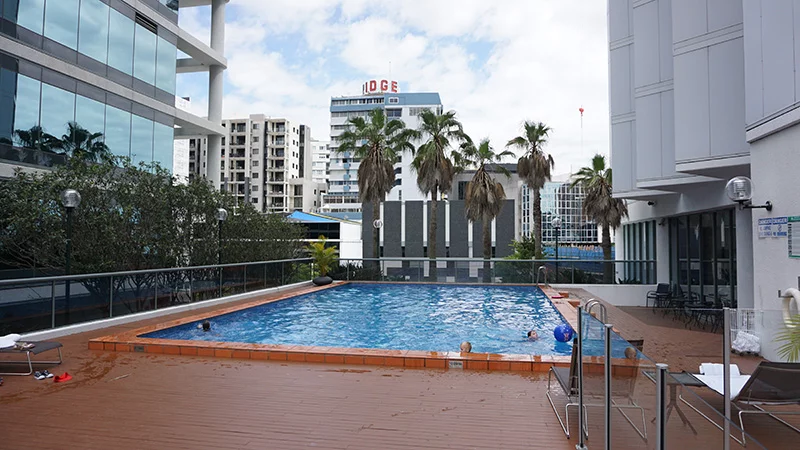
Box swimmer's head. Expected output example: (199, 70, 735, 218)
(460, 341, 472, 353)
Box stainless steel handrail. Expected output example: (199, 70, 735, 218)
(585, 298, 608, 324)
(0, 258, 313, 286)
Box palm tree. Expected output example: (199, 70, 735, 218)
(412, 109, 468, 280)
(571, 154, 628, 283)
(507, 121, 554, 260)
(336, 108, 417, 261)
(459, 138, 515, 283)
(54, 122, 112, 163)
(13, 125, 60, 152)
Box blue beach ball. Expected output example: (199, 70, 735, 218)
(553, 324, 574, 342)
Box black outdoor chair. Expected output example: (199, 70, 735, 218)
(646, 283, 672, 312)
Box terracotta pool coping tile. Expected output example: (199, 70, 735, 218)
(197, 347, 215, 357)
(286, 352, 306, 362)
(304, 353, 326, 363)
(324, 354, 345, 364)
(344, 355, 365, 365)
(250, 350, 270, 360)
(363, 356, 385, 366)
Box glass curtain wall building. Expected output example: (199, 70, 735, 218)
(523, 181, 599, 244)
(0, 0, 227, 178)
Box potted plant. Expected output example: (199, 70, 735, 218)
(308, 235, 337, 286)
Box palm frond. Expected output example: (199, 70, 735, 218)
(776, 315, 800, 362)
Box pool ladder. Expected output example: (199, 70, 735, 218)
(584, 298, 608, 324)
(536, 266, 548, 286)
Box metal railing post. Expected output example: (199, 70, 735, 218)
(577, 306, 587, 450)
(605, 323, 613, 450)
(108, 275, 114, 318)
(243, 264, 247, 292)
(51, 280, 56, 328)
(347, 261, 350, 281)
(281, 262, 285, 285)
(189, 270, 194, 302)
(656, 363, 668, 450)
(723, 307, 732, 450)
(154, 273, 158, 310)
(218, 267, 223, 298)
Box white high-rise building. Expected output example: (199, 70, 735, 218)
(189, 115, 316, 213)
(323, 80, 443, 215)
(311, 139, 331, 185)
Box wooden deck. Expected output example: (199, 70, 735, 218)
(1, 285, 797, 449)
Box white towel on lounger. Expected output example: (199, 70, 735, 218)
(699, 363, 740, 377)
(0, 333, 21, 349)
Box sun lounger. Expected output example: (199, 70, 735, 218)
(0, 341, 63, 376)
(682, 361, 800, 446)
(545, 338, 647, 440)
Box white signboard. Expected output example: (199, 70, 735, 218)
(758, 217, 788, 239)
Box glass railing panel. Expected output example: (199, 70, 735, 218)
(601, 308, 766, 449)
(111, 273, 156, 318)
(187, 267, 221, 303)
(157, 269, 193, 309)
(243, 263, 264, 293)
(0, 280, 55, 334)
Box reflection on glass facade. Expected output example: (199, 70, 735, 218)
(669, 209, 737, 307)
(134, 23, 157, 85)
(523, 182, 599, 244)
(17, 0, 45, 34)
(40, 83, 75, 140)
(0, 68, 16, 143)
(9, 0, 177, 97)
(11, 75, 41, 146)
(78, 0, 110, 64)
(105, 106, 131, 158)
(108, 8, 134, 75)
(130, 114, 154, 166)
(43, 0, 80, 50)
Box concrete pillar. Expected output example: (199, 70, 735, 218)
(735, 207, 754, 309)
(206, 0, 226, 189)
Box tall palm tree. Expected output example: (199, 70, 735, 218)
(460, 138, 515, 283)
(507, 121, 554, 260)
(412, 109, 468, 280)
(54, 122, 112, 163)
(13, 125, 60, 152)
(571, 154, 628, 283)
(336, 108, 417, 261)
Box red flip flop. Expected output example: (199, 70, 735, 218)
(53, 373, 72, 383)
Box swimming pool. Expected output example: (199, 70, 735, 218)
(143, 283, 625, 356)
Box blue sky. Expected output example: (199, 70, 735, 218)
(177, 0, 609, 174)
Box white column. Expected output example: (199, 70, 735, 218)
(736, 207, 754, 309)
(206, 0, 226, 189)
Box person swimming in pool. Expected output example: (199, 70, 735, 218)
(197, 320, 211, 332)
(527, 330, 539, 340)
(460, 341, 472, 353)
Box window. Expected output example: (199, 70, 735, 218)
(409, 107, 431, 116)
(78, 0, 110, 64)
(153, 122, 174, 172)
(12, 75, 41, 147)
(386, 108, 402, 118)
(252, 198, 258, 204)
(388, 97, 399, 104)
(252, 185, 259, 192)
(17, 0, 45, 34)
(221, 137, 225, 145)
(252, 123, 259, 130)
(252, 136, 259, 143)
(457, 181, 468, 200)
(156, 37, 176, 94)
(133, 24, 157, 84)
(108, 9, 134, 75)
(75, 95, 106, 141)
(44, 0, 79, 50)
(105, 106, 131, 157)
(252, 160, 259, 167)
(252, 148, 259, 155)
(130, 114, 154, 166)
(39, 83, 75, 138)
(252, 172, 259, 179)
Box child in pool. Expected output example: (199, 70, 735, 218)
(527, 330, 539, 340)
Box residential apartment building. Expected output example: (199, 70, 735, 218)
(311, 139, 331, 185)
(608, 0, 800, 361)
(209, 115, 317, 213)
(0, 0, 227, 179)
(324, 81, 443, 215)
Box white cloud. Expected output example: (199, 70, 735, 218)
(181, 0, 610, 174)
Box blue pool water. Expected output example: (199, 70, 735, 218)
(143, 283, 631, 356)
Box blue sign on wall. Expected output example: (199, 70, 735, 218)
(758, 217, 788, 238)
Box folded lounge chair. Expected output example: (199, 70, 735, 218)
(682, 362, 800, 446)
(0, 341, 63, 376)
(545, 338, 648, 440)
